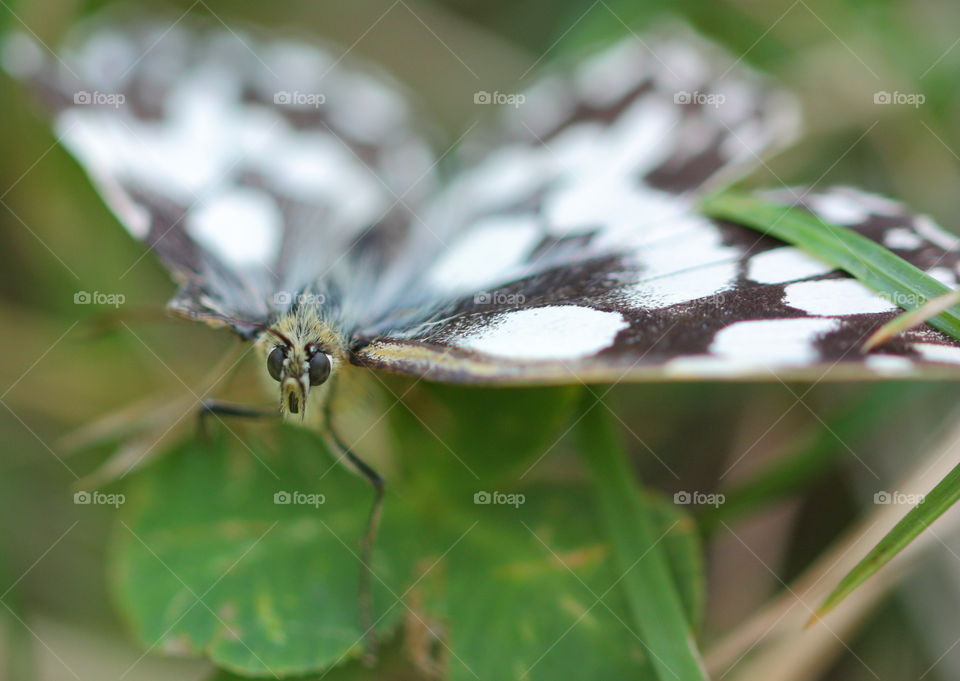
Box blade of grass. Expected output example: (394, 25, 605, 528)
(863, 290, 960, 351)
(576, 395, 708, 681)
(813, 459, 960, 621)
(700, 192, 960, 341)
(701, 191, 960, 623)
(706, 416, 960, 674)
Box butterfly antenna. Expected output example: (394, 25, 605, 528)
(263, 327, 295, 347)
(210, 314, 296, 346)
(323, 399, 384, 665)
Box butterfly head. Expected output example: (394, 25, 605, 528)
(264, 328, 333, 419)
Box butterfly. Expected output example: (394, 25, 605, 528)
(8, 13, 960, 653)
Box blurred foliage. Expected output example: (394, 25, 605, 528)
(818, 459, 960, 619)
(3, 0, 960, 680)
(113, 396, 702, 679)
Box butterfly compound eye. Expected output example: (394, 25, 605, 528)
(267, 346, 286, 382)
(308, 352, 331, 386)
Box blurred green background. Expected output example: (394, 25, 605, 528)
(3, 0, 960, 679)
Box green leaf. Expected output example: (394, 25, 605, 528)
(113, 385, 704, 680)
(112, 428, 418, 677)
(816, 460, 960, 619)
(399, 382, 579, 485)
(576, 398, 708, 681)
(700, 192, 960, 341)
(414, 483, 702, 681)
(392, 385, 703, 681)
(205, 636, 417, 680)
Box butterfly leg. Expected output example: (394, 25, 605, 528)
(197, 399, 278, 440)
(323, 404, 384, 666)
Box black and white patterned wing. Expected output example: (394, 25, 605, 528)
(352, 33, 960, 383)
(368, 27, 800, 312)
(356, 185, 960, 383)
(6, 19, 436, 338)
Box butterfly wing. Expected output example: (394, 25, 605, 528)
(367, 27, 800, 313)
(351, 31, 960, 383)
(7, 18, 437, 338)
(354, 186, 960, 382)
(16, 21, 960, 380)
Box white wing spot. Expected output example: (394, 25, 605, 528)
(883, 227, 924, 250)
(747, 247, 834, 285)
(663, 356, 751, 378)
(327, 73, 407, 143)
(632, 217, 740, 276)
(575, 40, 648, 107)
(914, 215, 960, 250)
(850, 190, 903, 216)
(808, 193, 871, 225)
(625, 261, 738, 310)
(926, 267, 957, 288)
(913, 343, 960, 365)
(709, 318, 841, 366)
(784, 279, 897, 316)
(514, 74, 577, 137)
(454, 306, 628, 361)
(426, 215, 542, 292)
(865, 354, 914, 375)
(187, 188, 282, 268)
